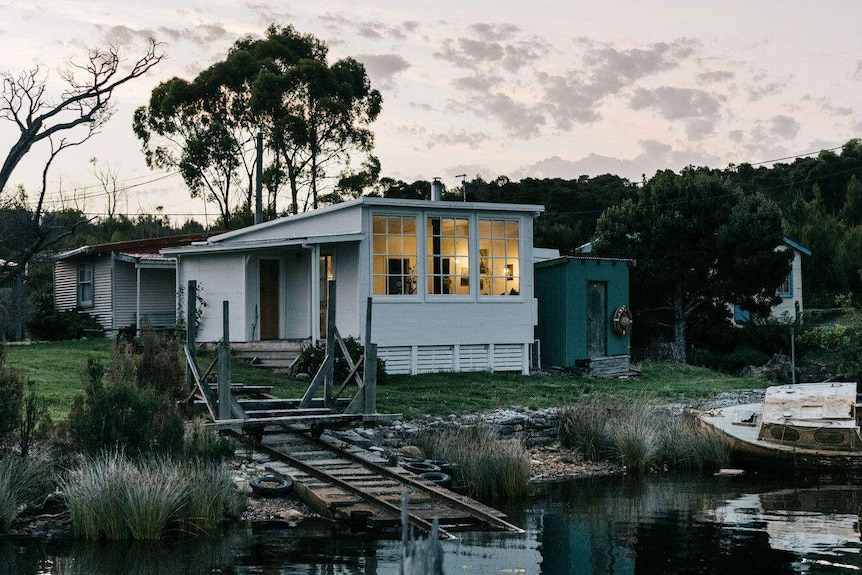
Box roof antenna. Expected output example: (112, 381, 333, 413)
(455, 174, 466, 202)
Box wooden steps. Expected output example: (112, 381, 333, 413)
(231, 340, 306, 370)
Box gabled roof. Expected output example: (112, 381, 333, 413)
(54, 232, 216, 261)
(783, 237, 812, 256)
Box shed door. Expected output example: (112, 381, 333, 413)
(587, 281, 608, 358)
(260, 259, 280, 340)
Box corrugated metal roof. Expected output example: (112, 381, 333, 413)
(54, 232, 217, 260)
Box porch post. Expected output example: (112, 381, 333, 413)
(218, 301, 232, 420)
(136, 266, 142, 335)
(324, 280, 336, 407)
(310, 244, 321, 341)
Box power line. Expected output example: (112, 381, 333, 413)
(747, 145, 847, 167)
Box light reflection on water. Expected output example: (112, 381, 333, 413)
(3, 476, 861, 575)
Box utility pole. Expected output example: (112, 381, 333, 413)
(255, 131, 263, 225)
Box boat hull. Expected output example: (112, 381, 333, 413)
(697, 404, 862, 471)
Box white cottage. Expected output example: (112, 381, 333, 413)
(165, 197, 544, 375)
(733, 237, 811, 323)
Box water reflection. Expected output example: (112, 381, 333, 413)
(3, 476, 862, 575)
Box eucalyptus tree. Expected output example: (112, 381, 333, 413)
(593, 168, 792, 361)
(134, 25, 382, 223)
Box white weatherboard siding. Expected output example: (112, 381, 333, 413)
(139, 268, 177, 326)
(283, 250, 311, 340)
(177, 253, 247, 342)
(113, 259, 137, 329)
(91, 254, 113, 331)
(331, 243, 361, 338)
(53, 260, 77, 311)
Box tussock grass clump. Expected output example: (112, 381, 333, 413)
(559, 398, 731, 474)
(416, 426, 529, 501)
(558, 400, 612, 460)
(0, 454, 51, 532)
(655, 411, 730, 472)
(62, 451, 244, 540)
(608, 409, 658, 473)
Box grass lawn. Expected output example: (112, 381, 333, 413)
(4, 339, 112, 420)
(4, 340, 772, 421)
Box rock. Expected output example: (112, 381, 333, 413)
(295, 373, 311, 381)
(398, 445, 426, 459)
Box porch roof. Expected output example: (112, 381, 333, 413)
(162, 232, 365, 256)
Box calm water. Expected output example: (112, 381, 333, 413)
(3, 475, 862, 575)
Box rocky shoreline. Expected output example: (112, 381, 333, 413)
(7, 389, 765, 539)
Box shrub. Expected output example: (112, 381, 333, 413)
(415, 426, 529, 501)
(68, 354, 184, 456)
(0, 344, 24, 444)
(291, 336, 387, 384)
(183, 419, 235, 462)
(0, 454, 51, 533)
(802, 308, 862, 381)
(136, 328, 185, 402)
(722, 345, 769, 373)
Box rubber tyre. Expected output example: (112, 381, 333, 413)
(250, 475, 293, 497)
(420, 471, 452, 488)
(403, 461, 441, 474)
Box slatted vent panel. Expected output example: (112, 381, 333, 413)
(378, 346, 412, 375)
(416, 345, 455, 374)
(459, 344, 489, 372)
(493, 344, 524, 372)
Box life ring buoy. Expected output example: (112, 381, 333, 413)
(613, 306, 633, 337)
(250, 475, 293, 497)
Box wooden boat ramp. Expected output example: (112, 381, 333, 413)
(183, 282, 523, 537)
(240, 429, 524, 539)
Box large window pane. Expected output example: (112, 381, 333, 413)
(372, 215, 417, 295)
(427, 217, 470, 295)
(479, 219, 520, 296)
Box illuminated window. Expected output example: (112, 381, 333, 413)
(78, 261, 94, 307)
(479, 219, 519, 296)
(372, 215, 417, 295)
(427, 217, 470, 295)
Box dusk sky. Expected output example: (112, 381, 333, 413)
(2, 1, 860, 225)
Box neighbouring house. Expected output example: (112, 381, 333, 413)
(534, 257, 633, 376)
(164, 195, 544, 375)
(733, 237, 811, 323)
(53, 233, 213, 335)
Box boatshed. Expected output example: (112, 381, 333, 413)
(534, 257, 633, 376)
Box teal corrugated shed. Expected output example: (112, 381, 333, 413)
(535, 257, 631, 368)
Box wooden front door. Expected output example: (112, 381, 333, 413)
(319, 254, 334, 338)
(260, 259, 280, 340)
(587, 281, 608, 358)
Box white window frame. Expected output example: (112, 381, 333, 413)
(371, 213, 421, 300)
(77, 261, 94, 308)
(425, 214, 473, 301)
(477, 217, 523, 300)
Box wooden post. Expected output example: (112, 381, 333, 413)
(364, 297, 376, 414)
(186, 280, 197, 393)
(324, 280, 336, 408)
(218, 301, 231, 420)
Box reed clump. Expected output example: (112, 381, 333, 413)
(416, 426, 530, 501)
(0, 454, 51, 533)
(62, 451, 244, 540)
(558, 398, 729, 473)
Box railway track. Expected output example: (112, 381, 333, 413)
(242, 429, 524, 539)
